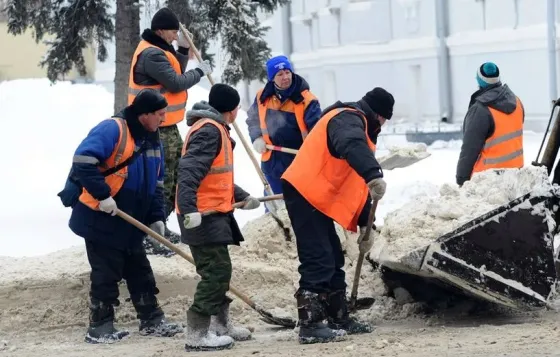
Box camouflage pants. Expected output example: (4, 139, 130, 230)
(188, 244, 232, 316)
(159, 124, 184, 222)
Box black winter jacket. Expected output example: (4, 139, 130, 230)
(176, 102, 250, 246)
(456, 84, 524, 185)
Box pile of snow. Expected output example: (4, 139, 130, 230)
(373, 166, 554, 262)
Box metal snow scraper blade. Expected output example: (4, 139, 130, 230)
(374, 189, 559, 310)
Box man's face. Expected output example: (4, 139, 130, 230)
(377, 114, 387, 127)
(273, 69, 292, 90)
(140, 108, 166, 132)
(224, 106, 240, 124)
(156, 29, 178, 45)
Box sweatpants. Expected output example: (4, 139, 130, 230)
(188, 244, 233, 316)
(85, 239, 158, 305)
(281, 180, 346, 293)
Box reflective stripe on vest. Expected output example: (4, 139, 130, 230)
(256, 88, 314, 162)
(472, 97, 524, 174)
(127, 40, 188, 127)
(76, 117, 136, 209)
(175, 119, 234, 215)
(281, 107, 376, 232)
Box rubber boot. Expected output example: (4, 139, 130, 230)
(185, 310, 234, 352)
(132, 293, 183, 337)
(296, 290, 346, 345)
(326, 290, 373, 334)
(84, 299, 129, 344)
(210, 298, 251, 341)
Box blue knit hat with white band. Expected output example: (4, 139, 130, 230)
(477, 62, 501, 88)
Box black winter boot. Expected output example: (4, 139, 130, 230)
(326, 290, 373, 334)
(132, 293, 183, 337)
(84, 299, 129, 344)
(185, 310, 234, 352)
(296, 290, 346, 344)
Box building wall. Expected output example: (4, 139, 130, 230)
(0, 22, 96, 82)
(239, 0, 560, 132)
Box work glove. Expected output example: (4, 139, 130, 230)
(252, 137, 267, 154)
(183, 212, 202, 229)
(367, 177, 387, 201)
(98, 197, 118, 216)
(149, 221, 165, 237)
(177, 26, 192, 48)
(358, 226, 376, 254)
(241, 196, 260, 210)
(196, 60, 212, 76)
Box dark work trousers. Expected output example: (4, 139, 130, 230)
(188, 244, 233, 316)
(84, 239, 158, 305)
(281, 180, 346, 294)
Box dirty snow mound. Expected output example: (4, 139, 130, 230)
(373, 166, 554, 262)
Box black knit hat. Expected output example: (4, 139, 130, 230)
(209, 84, 241, 113)
(362, 87, 395, 120)
(151, 8, 179, 31)
(132, 88, 168, 115)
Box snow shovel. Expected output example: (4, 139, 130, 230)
(179, 23, 292, 243)
(264, 144, 431, 171)
(348, 200, 378, 312)
(116, 208, 297, 329)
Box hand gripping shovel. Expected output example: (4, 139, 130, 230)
(348, 200, 378, 312)
(116, 195, 297, 329)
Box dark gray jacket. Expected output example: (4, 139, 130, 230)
(132, 29, 203, 94)
(176, 101, 250, 246)
(456, 84, 524, 185)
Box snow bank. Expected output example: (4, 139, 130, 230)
(373, 166, 554, 262)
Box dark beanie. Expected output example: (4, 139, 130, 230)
(362, 87, 395, 119)
(151, 8, 179, 31)
(132, 88, 168, 115)
(209, 84, 241, 113)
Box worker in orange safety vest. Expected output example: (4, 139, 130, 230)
(175, 84, 261, 351)
(128, 7, 213, 246)
(280, 87, 395, 344)
(456, 62, 524, 186)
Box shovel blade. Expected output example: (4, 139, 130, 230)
(378, 151, 431, 171)
(256, 306, 297, 329)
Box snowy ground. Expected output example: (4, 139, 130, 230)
(1, 79, 559, 356)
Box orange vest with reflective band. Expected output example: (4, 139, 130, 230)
(79, 118, 136, 210)
(175, 119, 234, 214)
(472, 97, 524, 174)
(257, 88, 317, 162)
(128, 40, 188, 127)
(281, 107, 376, 232)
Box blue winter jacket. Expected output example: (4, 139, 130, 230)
(246, 74, 321, 179)
(68, 107, 165, 250)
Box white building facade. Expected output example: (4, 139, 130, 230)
(238, 0, 560, 132)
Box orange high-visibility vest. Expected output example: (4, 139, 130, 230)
(128, 40, 188, 127)
(78, 118, 136, 209)
(281, 107, 376, 232)
(472, 97, 524, 174)
(175, 119, 234, 214)
(256, 88, 317, 162)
